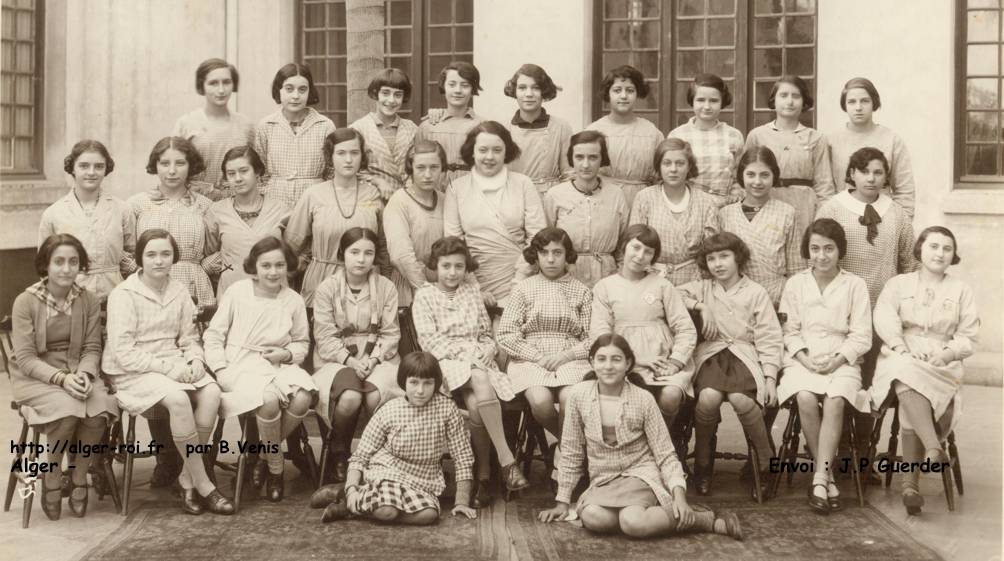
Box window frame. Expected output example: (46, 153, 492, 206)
(1, 0, 46, 179)
(955, 0, 1004, 188)
(296, 0, 348, 127)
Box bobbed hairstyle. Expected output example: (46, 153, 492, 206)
(243, 236, 298, 275)
(135, 228, 180, 268)
(426, 236, 478, 272)
(735, 146, 781, 187)
(36, 233, 89, 276)
(801, 218, 848, 260)
(396, 351, 444, 394)
(145, 136, 206, 178)
(367, 68, 412, 102)
(437, 61, 483, 95)
(687, 73, 732, 108)
(271, 63, 321, 105)
(523, 227, 577, 265)
(566, 130, 611, 167)
(600, 65, 649, 102)
(405, 140, 448, 177)
(195, 58, 239, 94)
(459, 121, 521, 166)
(913, 226, 961, 265)
(323, 128, 369, 170)
(583, 333, 646, 387)
(503, 63, 560, 101)
(653, 137, 699, 180)
(220, 145, 266, 177)
(619, 224, 662, 264)
(336, 227, 380, 262)
(844, 147, 889, 187)
(839, 77, 881, 112)
(768, 74, 813, 110)
(695, 231, 751, 277)
(64, 139, 115, 176)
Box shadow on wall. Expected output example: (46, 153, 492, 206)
(0, 248, 38, 318)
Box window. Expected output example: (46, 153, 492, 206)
(593, 0, 816, 133)
(957, 0, 1004, 183)
(298, 0, 348, 126)
(1, 0, 44, 176)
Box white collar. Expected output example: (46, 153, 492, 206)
(834, 190, 892, 218)
(661, 185, 691, 213)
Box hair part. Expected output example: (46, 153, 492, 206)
(35, 233, 90, 277)
(336, 227, 380, 262)
(323, 128, 369, 171)
(426, 236, 478, 272)
(64, 139, 115, 176)
(459, 121, 521, 166)
(145, 136, 206, 177)
(405, 140, 449, 177)
(243, 236, 298, 275)
(195, 58, 239, 94)
(801, 218, 848, 260)
(503, 63, 560, 101)
(600, 64, 649, 102)
(221, 145, 266, 177)
(135, 228, 181, 268)
(695, 231, 751, 277)
(523, 227, 577, 266)
(913, 225, 961, 265)
(619, 224, 662, 264)
(438, 61, 483, 95)
(566, 130, 611, 167)
(687, 73, 733, 108)
(396, 351, 444, 394)
(735, 146, 781, 187)
(840, 77, 881, 112)
(653, 137, 699, 180)
(768, 75, 813, 110)
(367, 67, 413, 103)
(271, 62, 321, 105)
(844, 146, 889, 187)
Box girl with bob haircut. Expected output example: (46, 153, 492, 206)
(503, 63, 573, 195)
(316, 351, 477, 524)
(678, 232, 783, 500)
(203, 236, 316, 502)
(102, 229, 234, 515)
(416, 61, 485, 184)
(173, 58, 255, 201)
(255, 62, 336, 209)
(745, 75, 834, 237)
(543, 130, 629, 287)
(40, 139, 136, 301)
(411, 236, 529, 504)
(11, 234, 118, 520)
(870, 226, 979, 516)
(350, 68, 419, 197)
(539, 334, 743, 541)
(630, 137, 720, 286)
(776, 218, 873, 514)
(586, 64, 664, 207)
(668, 73, 745, 208)
(828, 77, 915, 217)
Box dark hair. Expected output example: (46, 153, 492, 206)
(768, 75, 813, 111)
(405, 140, 448, 177)
(336, 227, 380, 262)
(566, 130, 611, 168)
(145, 136, 206, 178)
(653, 137, 699, 180)
(696, 232, 751, 277)
(844, 147, 889, 187)
(195, 58, 239, 95)
(323, 128, 369, 171)
(600, 65, 649, 102)
(243, 236, 298, 275)
(426, 236, 478, 272)
(687, 73, 732, 108)
(736, 146, 781, 187)
(503, 63, 560, 101)
(437, 61, 483, 96)
(459, 121, 521, 166)
(840, 77, 881, 112)
(36, 234, 90, 276)
(523, 227, 577, 265)
(135, 229, 180, 268)
(801, 218, 848, 260)
(396, 351, 444, 394)
(619, 224, 662, 264)
(221, 145, 266, 177)
(583, 333, 646, 386)
(913, 226, 961, 265)
(367, 68, 412, 103)
(271, 63, 321, 105)
(64, 139, 115, 176)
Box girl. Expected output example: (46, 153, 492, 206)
(102, 229, 233, 515)
(39, 140, 136, 301)
(870, 226, 979, 515)
(205, 145, 289, 298)
(254, 63, 336, 209)
(129, 136, 219, 307)
(284, 128, 389, 306)
(312, 228, 402, 483)
(718, 146, 803, 306)
(444, 121, 547, 308)
(416, 61, 484, 185)
(629, 137, 720, 287)
(503, 64, 573, 196)
(590, 225, 697, 427)
(10, 235, 118, 520)
(828, 77, 916, 217)
(350, 68, 419, 199)
(538, 334, 742, 541)
(411, 237, 529, 503)
(498, 228, 592, 444)
(585, 65, 664, 207)
(204, 237, 317, 502)
(542, 130, 629, 288)
(172, 58, 255, 201)
(744, 75, 834, 237)
(668, 73, 745, 208)
(678, 232, 783, 500)
(776, 219, 873, 513)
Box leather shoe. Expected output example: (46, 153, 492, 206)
(501, 462, 529, 492)
(266, 472, 284, 503)
(310, 483, 346, 509)
(68, 482, 89, 518)
(808, 483, 829, 514)
(201, 489, 235, 515)
(471, 478, 493, 508)
(321, 500, 350, 523)
(693, 464, 713, 496)
(151, 461, 182, 489)
(332, 452, 350, 483)
(181, 488, 204, 515)
(40, 474, 62, 521)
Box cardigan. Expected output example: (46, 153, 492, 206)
(11, 287, 103, 382)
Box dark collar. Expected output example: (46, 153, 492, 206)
(510, 108, 550, 129)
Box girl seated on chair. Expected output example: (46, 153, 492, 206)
(203, 236, 317, 502)
(538, 333, 742, 540)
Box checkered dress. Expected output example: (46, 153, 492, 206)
(254, 108, 336, 209)
(629, 185, 720, 286)
(668, 118, 745, 205)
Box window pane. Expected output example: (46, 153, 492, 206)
(786, 47, 814, 75)
(755, 17, 782, 46)
(754, 0, 784, 14)
(968, 111, 1000, 141)
(429, 0, 452, 24)
(967, 78, 999, 108)
(754, 111, 774, 127)
(786, 16, 814, 44)
(328, 30, 346, 55)
(637, 50, 660, 78)
(13, 137, 31, 167)
(455, 0, 473, 23)
(969, 0, 999, 6)
(754, 48, 783, 76)
(429, 27, 452, 53)
(387, 56, 411, 79)
(677, 51, 703, 79)
(966, 144, 999, 174)
(1, 106, 10, 136)
(389, 29, 411, 54)
(330, 85, 347, 109)
(706, 50, 735, 77)
(640, 0, 661, 17)
(455, 26, 472, 52)
(605, 22, 632, 49)
(676, 82, 691, 111)
(304, 3, 325, 28)
(332, 58, 346, 82)
(969, 44, 999, 75)
(1, 12, 12, 37)
(603, 51, 630, 73)
(14, 74, 31, 104)
(0, 139, 10, 168)
(15, 9, 32, 40)
(427, 84, 440, 105)
(14, 105, 31, 135)
(15, 41, 31, 69)
(388, 1, 411, 25)
(707, 18, 735, 47)
(311, 59, 328, 83)
(754, 80, 774, 109)
(1, 74, 11, 101)
(679, 0, 705, 16)
(677, 19, 704, 47)
(785, 0, 815, 12)
(637, 21, 660, 48)
(329, 3, 346, 27)
(637, 81, 660, 110)
(604, 0, 629, 19)
(709, 0, 735, 15)
(968, 10, 999, 42)
(2, 41, 14, 69)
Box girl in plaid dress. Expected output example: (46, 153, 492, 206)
(350, 68, 418, 199)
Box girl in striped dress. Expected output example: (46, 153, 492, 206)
(350, 68, 418, 200)
(503, 64, 573, 196)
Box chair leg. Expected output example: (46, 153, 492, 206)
(748, 435, 763, 504)
(787, 428, 800, 487)
(317, 418, 332, 487)
(234, 416, 249, 513)
(22, 429, 40, 528)
(947, 432, 964, 495)
(299, 425, 320, 488)
(770, 405, 797, 499)
(211, 418, 226, 468)
(4, 419, 28, 512)
(530, 420, 551, 475)
(121, 416, 137, 516)
(884, 408, 900, 488)
(847, 416, 865, 508)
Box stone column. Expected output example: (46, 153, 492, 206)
(346, 0, 385, 123)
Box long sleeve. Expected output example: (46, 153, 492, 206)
(573, 286, 593, 359)
(948, 282, 980, 361)
(11, 296, 60, 383)
(177, 296, 204, 364)
(628, 191, 649, 224)
(558, 121, 573, 175)
(641, 393, 688, 492)
(104, 291, 170, 375)
(445, 403, 475, 482)
(896, 215, 917, 275)
(384, 199, 431, 290)
(475, 296, 497, 364)
(783, 209, 805, 276)
(663, 283, 697, 365)
(555, 387, 587, 503)
(443, 184, 463, 238)
(589, 281, 615, 341)
(837, 277, 873, 365)
(286, 295, 311, 365)
(751, 286, 784, 376)
(347, 405, 390, 473)
(77, 294, 103, 377)
(203, 288, 234, 372)
(496, 284, 543, 362)
(779, 278, 807, 358)
(411, 289, 462, 360)
(521, 178, 548, 241)
(889, 135, 916, 218)
(541, 190, 559, 227)
(371, 281, 401, 361)
(253, 125, 269, 173)
(812, 135, 836, 202)
(284, 191, 314, 255)
(120, 207, 138, 274)
(200, 207, 221, 273)
(312, 278, 350, 365)
(873, 278, 905, 350)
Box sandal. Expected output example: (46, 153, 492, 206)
(808, 483, 829, 514)
(40, 473, 63, 521)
